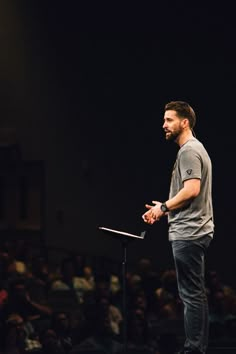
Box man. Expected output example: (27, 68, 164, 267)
(142, 101, 214, 354)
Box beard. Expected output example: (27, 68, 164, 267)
(164, 127, 182, 142)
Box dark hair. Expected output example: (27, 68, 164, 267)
(165, 101, 196, 129)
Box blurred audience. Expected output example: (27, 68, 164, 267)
(0, 240, 236, 354)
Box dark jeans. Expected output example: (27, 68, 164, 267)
(171, 235, 212, 354)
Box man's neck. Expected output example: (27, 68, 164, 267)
(176, 130, 194, 147)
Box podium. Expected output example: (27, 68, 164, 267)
(98, 226, 146, 354)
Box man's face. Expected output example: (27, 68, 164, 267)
(163, 110, 185, 142)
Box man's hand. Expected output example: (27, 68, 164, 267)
(142, 200, 164, 224)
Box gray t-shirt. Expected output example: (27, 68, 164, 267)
(168, 137, 214, 241)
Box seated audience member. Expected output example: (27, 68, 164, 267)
(69, 300, 123, 354)
(40, 328, 66, 354)
(127, 307, 157, 354)
(50, 257, 94, 304)
(155, 269, 182, 320)
(2, 312, 42, 354)
(3, 277, 52, 333)
(49, 311, 74, 353)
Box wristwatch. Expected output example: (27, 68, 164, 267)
(160, 202, 169, 213)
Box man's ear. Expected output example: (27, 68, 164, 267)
(182, 118, 189, 128)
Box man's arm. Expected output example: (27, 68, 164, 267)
(165, 178, 200, 211)
(142, 178, 200, 224)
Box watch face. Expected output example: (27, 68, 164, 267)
(161, 204, 167, 212)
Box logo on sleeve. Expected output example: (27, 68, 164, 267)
(186, 169, 192, 175)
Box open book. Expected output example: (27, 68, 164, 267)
(99, 226, 146, 240)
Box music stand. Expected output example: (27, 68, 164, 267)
(98, 226, 146, 354)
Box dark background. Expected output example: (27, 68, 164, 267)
(0, 1, 235, 286)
